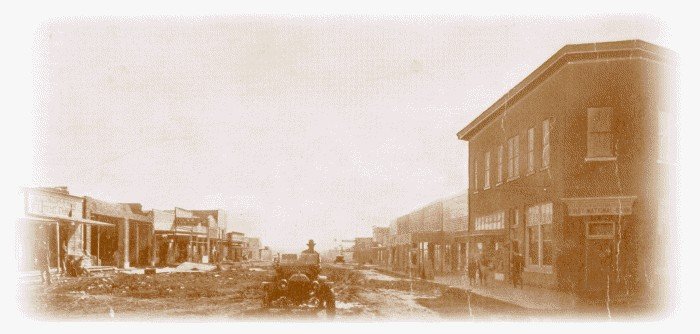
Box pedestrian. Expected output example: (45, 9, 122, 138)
(477, 250, 489, 287)
(511, 251, 524, 289)
(35, 240, 51, 285)
(467, 257, 477, 287)
(59, 241, 68, 276)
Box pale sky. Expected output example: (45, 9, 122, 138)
(30, 16, 665, 252)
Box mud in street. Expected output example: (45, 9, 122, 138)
(21, 264, 560, 321)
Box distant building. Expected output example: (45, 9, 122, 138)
(225, 231, 246, 262)
(260, 246, 273, 261)
(372, 227, 390, 267)
(244, 237, 261, 261)
(352, 237, 374, 264)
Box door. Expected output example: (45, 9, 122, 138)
(585, 220, 616, 293)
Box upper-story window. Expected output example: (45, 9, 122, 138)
(586, 107, 615, 160)
(507, 135, 520, 180)
(527, 127, 535, 174)
(542, 118, 551, 169)
(473, 158, 479, 192)
(497, 145, 504, 184)
(658, 111, 677, 164)
(484, 151, 491, 190)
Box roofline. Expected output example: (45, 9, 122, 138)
(456, 39, 677, 141)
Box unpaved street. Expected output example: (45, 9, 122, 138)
(21, 264, 540, 321)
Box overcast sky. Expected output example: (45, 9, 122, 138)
(30, 16, 665, 252)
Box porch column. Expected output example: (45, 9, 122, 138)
(55, 222, 61, 270)
(167, 237, 175, 265)
(150, 224, 156, 266)
(119, 218, 130, 268)
(134, 223, 140, 266)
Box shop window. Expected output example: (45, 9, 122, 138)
(526, 203, 553, 270)
(507, 135, 520, 180)
(586, 107, 615, 160)
(527, 127, 535, 174)
(497, 145, 504, 184)
(484, 151, 491, 190)
(542, 118, 550, 169)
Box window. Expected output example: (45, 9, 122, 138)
(586, 221, 615, 239)
(473, 158, 478, 192)
(542, 118, 550, 169)
(507, 135, 520, 180)
(658, 111, 677, 163)
(586, 107, 614, 160)
(497, 145, 504, 184)
(527, 127, 535, 174)
(526, 203, 553, 269)
(483, 151, 491, 189)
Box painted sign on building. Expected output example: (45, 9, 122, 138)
(474, 211, 505, 231)
(25, 190, 83, 219)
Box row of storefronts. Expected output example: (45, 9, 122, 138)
(363, 193, 468, 280)
(364, 40, 676, 300)
(17, 187, 251, 271)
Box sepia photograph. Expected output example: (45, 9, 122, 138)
(5, 1, 695, 330)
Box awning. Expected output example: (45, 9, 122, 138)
(62, 217, 116, 227)
(19, 216, 115, 227)
(18, 217, 57, 225)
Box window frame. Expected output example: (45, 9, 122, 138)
(542, 118, 550, 170)
(496, 145, 504, 185)
(483, 150, 491, 190)
(527, 127, 535, 175)
(507, 135, 520, 181)
(525, 202, 554, 273)
(657, 111, 677, 164)
(473, 157, 479, 193)
(586, 220, 615, 240)
(586, 107, 616, 161)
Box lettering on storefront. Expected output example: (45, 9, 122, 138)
(475, 211, 505, 231)
(26, 191, 83, 219)
(562, 196, 637, 217)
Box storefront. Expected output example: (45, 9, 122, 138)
(561, 196, 637, 296)
(19, 187, 114, 271)
(85, 197, 154, 268)
(470, 210, 509, 282)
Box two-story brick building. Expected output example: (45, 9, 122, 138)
(457, 40, 677, 299)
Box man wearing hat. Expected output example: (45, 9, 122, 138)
(301, 239, 320, 264)
(302, 239, 319, 256)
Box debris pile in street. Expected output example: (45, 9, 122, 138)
(48, 269, 266, 299)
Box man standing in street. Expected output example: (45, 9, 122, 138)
(36, 240, 51, 285)
(511, 250, 524, 289)
(302, 239, 320, 265)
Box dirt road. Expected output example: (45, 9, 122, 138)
(19, 264, 542, 321)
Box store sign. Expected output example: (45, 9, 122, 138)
(474, 211, 505, 231)
(25, 191, 82, 219)
(562, 196, 636, 217)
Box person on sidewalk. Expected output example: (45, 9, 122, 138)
(35, 240, 51, 285)
(511, 251, 524, 289)
(477, 250, 489, 287)
(467, 256, 477, 287)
